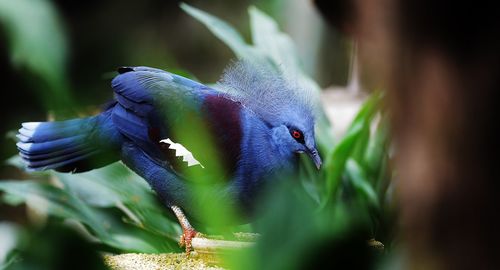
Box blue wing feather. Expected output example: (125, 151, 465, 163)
(110, 66, 220, 164)
(17, 109, 123, 172)
(111, 104, 162, 159)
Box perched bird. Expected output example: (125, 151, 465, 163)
(16, 61, 322, 253)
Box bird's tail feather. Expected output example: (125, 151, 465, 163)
(17, 111, 120, 173)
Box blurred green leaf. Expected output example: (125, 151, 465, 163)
(56, 173, 121, 208)
(54, 163, 181, 242)
(0, 180, 107, 236)
(376, 153, 391, 203)
(1, 193, 24, 206)
(0, 179, 177, 253)
(248, 7, 320, 93)
(299, 155, 322, 204)
(345, 159, 379, 210)
(249, 7, 298, 71)
(0, 0, 72, 111)
(3, 223, 107, 270)
(323, 93, 382, 206)
(0, 256, 19, 270)
(4, 155, 23, 170)
(56, 163, 158, 209)
(364, 119, 389, 178)
(180, 3, 257, 60)
(350, 121, 371, 166)
(0, 222, 20, 267)
(238, 180, 375, 270)
(323, 120, 363, 203)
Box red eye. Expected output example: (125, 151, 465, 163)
(292, 130, 302, 139)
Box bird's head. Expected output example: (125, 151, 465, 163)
(269, 109, 322, 169)
(218, 60, 322, 169)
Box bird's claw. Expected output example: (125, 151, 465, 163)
(179, 228, 201, 255)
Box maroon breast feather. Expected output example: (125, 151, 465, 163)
(201, 95, 242, 176)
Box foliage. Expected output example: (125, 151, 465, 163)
(0, 2, 393, 269)
(0, 163, 180, 253)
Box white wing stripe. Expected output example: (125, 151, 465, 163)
(159, 138, 204, 168)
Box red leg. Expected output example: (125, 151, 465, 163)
(171, 205, 200, 255)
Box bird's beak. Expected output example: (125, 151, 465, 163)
(306, 148, 322, 170)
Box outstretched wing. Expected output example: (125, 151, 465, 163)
(110, 66, 243, 176)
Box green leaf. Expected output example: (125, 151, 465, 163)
(348, 93, 382, 132)
(4, 155, 24, 170)
(0, 180, 107, 236)
(248, 7, 321, 93)
(55, 163, 157, 208)
(322, 93, 382, 206)
(364, 119, 389, 178)
(0, 180, 177, 253)
(0, 222, 20, 267)
(0, 254, 19, 270)
(1, 193, 24, 206)
(56, 172, 122, 208)
(350, 122, 371, 167)
(180, 3, 257, 60)
(345, 159, 379, 210)
(3, 155, 180, 244)
(249, 7, 301, 76)
(323, 120, 364, 204)
(54, 163, 181, 240)
(298, 155, 322, 205)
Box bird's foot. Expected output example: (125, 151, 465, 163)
(170, 205, 204, 255)
(179, 228, 203, 255)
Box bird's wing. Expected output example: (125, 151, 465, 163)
(110, 66, 243, 176)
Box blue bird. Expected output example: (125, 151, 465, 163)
(16, 61, 322, 252)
